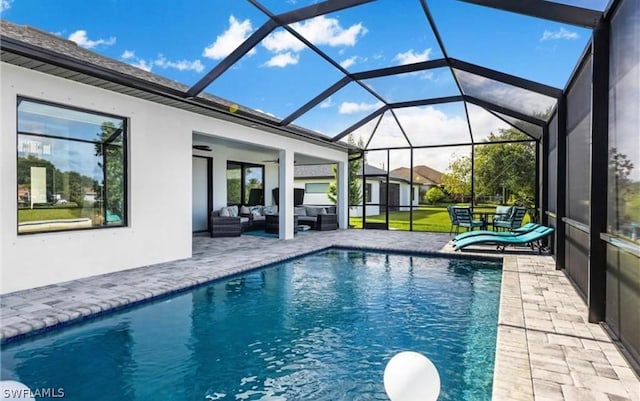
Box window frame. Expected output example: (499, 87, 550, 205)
(16, 96, 129, 235)
(365, 183, 373, 203)
(226, 161, 265, 206)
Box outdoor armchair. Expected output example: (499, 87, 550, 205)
(210, 213, 242, 237)
(447, 205, 459, 235)
(492, 205, 512, 226)
(452, 207, 483, 232)
(493, 206, 527, 231)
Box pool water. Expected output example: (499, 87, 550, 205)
(1, 249, 502, 401)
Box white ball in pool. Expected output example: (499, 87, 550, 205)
(383, 351, 441, 401)
(0, 381, 34, 401)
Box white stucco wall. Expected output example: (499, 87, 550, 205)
(1, 63, 348, 293)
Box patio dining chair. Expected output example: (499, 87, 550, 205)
(447, 205, 459, 235)
(492, 205, 512, 228)
(452, 207, 483, 232)
(493, 206, 527, 231)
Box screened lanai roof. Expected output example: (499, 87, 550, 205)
(1, 0, 606, 151)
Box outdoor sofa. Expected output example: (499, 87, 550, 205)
(294, 206, 338, 231)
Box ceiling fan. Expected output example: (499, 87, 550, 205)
(192, 145, 212, 151)
(261, 158, 297, 164)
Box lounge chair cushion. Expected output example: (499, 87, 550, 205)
(454, 226, 554, 252)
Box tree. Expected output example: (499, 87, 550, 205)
(608, 148, 638, 234)
(473, 129, 535, 206)
(328, 135, 363, 206)
(95, 122, 125, 219)
(424, 186, 446, 204)
(441, 128, 536, 207)
(441, 155, 471, 202)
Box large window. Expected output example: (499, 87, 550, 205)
(17, 98, 127, 234)
(305, 183, 329, 193)
(608, 0, 640, 245)
(226, 161, 264, 206)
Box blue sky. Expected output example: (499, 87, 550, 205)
(2, 0, 605, 170)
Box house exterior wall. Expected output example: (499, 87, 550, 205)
(1, 63, 347, 293)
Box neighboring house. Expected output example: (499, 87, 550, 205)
(294, 164, 420, 217)
(390, 165, 443, 200)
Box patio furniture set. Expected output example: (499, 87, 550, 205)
(210, 205, 338, 237)
(445, 205, 554, 252)
(447, 205, 527, 235)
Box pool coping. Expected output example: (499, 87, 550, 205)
(1, 230, 638, 400)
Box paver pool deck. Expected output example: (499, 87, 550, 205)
(1, 229, 638, 400)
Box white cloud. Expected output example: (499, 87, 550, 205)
(293, 16, 366, 47)
(261, 16, 366, 68)
(394, 48, 432, 65)
(203, 15, 254, 60)
(319, 97, 333, 109)
(540, 27, 579, 41)
(455, 69, 555, 116)
(359, 107, 472, 171)
(122, 52, 206, 73)
(262, 30, 306, 53)
(130, 59, 152, 72)
(121, 50, 135, 60)
(339, 101, 383, 114)
(340, 56, 358, 69)
(68, 30, 116, 49)
(154, 55, 205, 72)
(263, 52, 299, 68)
(1, 0, 13, 12)
(466, 104, 511, 141)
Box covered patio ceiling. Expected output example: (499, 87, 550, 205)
(183, 0, 604, 149)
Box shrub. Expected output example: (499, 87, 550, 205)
(425, 186, 446, 204)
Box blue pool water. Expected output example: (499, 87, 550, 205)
(1, 249, 502, 401)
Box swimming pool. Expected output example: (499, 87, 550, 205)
(1, 249, 502, 400)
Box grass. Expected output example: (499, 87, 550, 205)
(350, 205, 532, 232)
(18, 206, 95, 222)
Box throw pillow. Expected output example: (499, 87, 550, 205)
(240, 205, 251, 215)
(219, 207, 230, 217)
(305, 207, 319, 217)
(250, 206, 263, 216)
(294, 206, 307, 216)
(229, 205, 239, 217)
(318, 207, 327, 215)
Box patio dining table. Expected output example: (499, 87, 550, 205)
(472, 211, 510, 230)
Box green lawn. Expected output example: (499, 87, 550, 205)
(18, 206, 93, 222)
(350, 205, 531, 232)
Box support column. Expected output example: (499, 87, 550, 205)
(337, 160, 348, 229)
(556, 96, 567, 270)
(541, 126, 549, 227)
(278, 149, 295, 240)
(588, 19, 609, 323)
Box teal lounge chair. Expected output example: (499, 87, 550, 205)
(453, 223, 540, 242)
(453, 226, 554, 253)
